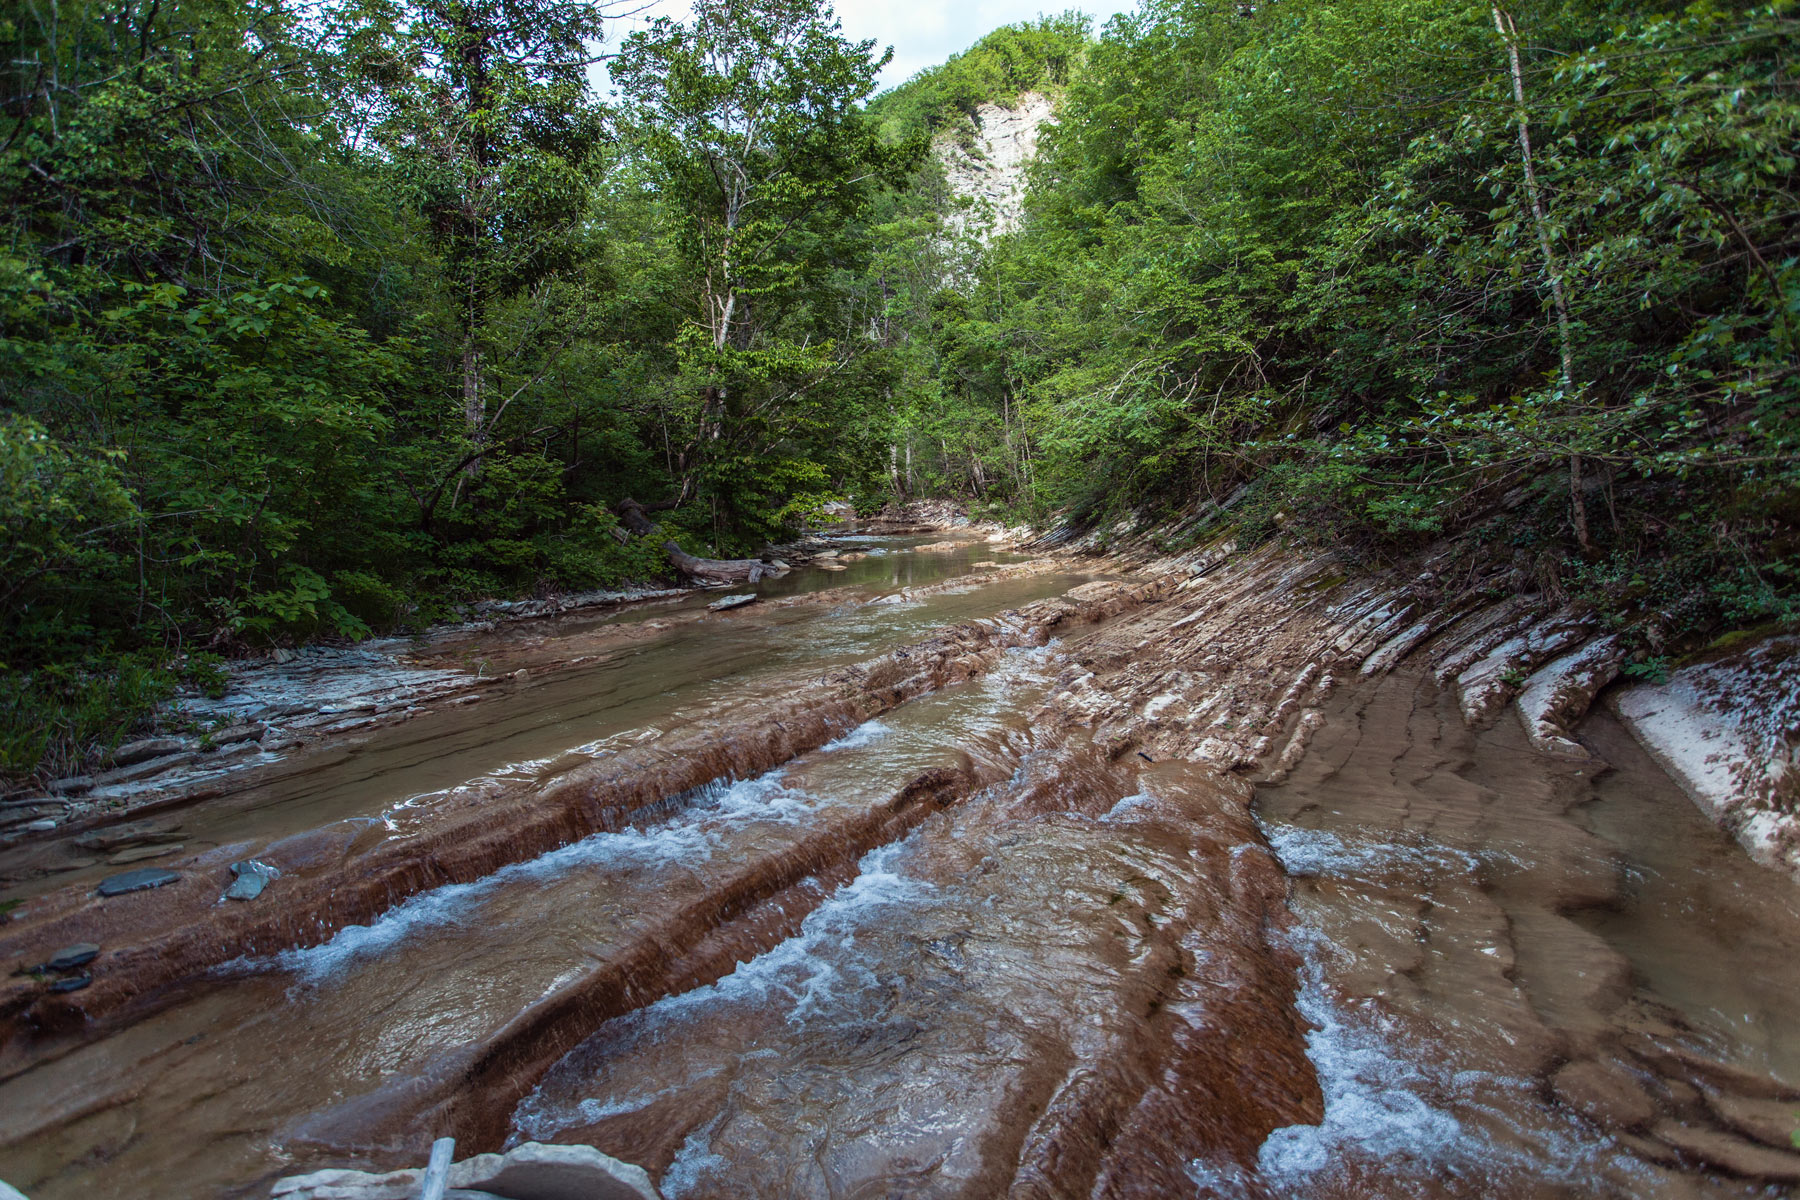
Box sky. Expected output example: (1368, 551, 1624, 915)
(604, 0, 1143, 94)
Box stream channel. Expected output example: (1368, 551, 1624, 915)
(1, 542, 1797, 1199)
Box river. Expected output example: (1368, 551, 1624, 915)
(1, 543, 1795, 1198)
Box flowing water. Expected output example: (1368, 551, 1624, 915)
(0, 537, 1066, 898)
(3, 557, 1799, 1199)
(1252, 670, 1800, 1200)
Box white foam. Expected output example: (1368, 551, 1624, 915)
(267, 773, 814, 984)
(1257, 900, 1596, 1191)
(660, 1116, 731, 1198)
(512, 840, 930, 1144)
(819, 719, 892, 753)
(1102, 792, 1156, 822)
(1264, 824, 1483, 879)
(1260, 927, 1518, 1186)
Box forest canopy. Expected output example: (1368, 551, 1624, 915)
(3, 0, 1796, 778)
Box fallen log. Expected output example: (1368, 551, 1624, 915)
(664, 541, 786, 585)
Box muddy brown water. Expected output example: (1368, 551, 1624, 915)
(3, 563, 1798, 1198)
(1251, 670, 1800, 1199)
(0, 538, 1061, 901)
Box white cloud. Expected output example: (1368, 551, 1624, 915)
(602, 0, 1141, 93)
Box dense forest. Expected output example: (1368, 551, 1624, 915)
(3, 0, 1796, 778)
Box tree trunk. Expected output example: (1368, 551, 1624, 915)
(1494, 5, 1592, 555)
(461, 331, 484, 454)
(663, 541, 776, 584)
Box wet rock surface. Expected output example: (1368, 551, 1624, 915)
(0, 538, 1796, 1200)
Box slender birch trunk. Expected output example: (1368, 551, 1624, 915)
(1493, 6, 1592, 554)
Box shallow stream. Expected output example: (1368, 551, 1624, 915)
(2, 555, 1797, 1199)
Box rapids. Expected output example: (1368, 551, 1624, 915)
(1, 544, 1797, 1199)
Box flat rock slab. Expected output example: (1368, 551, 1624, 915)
(706, 593, 757, 612)
(271, 1142, 659, 1200)
(47, 972, 90, 993)
(41, 943, 100, 971)
(75, 821, 183, 852)
(108, 844, 184, 865)
(109, 736, 192, 767)
(96, 868, 179, 897)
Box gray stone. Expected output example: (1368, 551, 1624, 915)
(42, 943, 99, 971)
(707, 593, 757, 612)
(97, 868, 179, 897)
(452, 1142, 660, 1200)
(109, 736, 190, 767)
(207, 723, 266, 747)
(23, 818, 57, 833)
(270, 647, 297, 664)
(46, 775, 93, 795)
(0, 1177, 27, 1200)
(93, 752, 197, 787)
(224, 870, 268, 901)
(48, 972, 90, 993)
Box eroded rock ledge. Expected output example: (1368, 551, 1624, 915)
(0, 575, 1165, 1044)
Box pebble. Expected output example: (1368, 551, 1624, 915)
(224, 870, 268, 901)
(97, 868, 180, 897)
(708, 594, 757, 612)
(23, 818, 57, 833)
(47, 973, 91, 994)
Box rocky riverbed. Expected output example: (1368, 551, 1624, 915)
(1, 521, 1796, 1199)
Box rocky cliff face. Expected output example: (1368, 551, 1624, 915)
(936, 91, 1054, 242)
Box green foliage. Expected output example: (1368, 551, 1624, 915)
(612, 0, 920, 548)
(877, 0, 1800, 644)
(0, 0, 909, 781)
(5, 0, 1795, 780)
(867, 14, 1090, 140)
